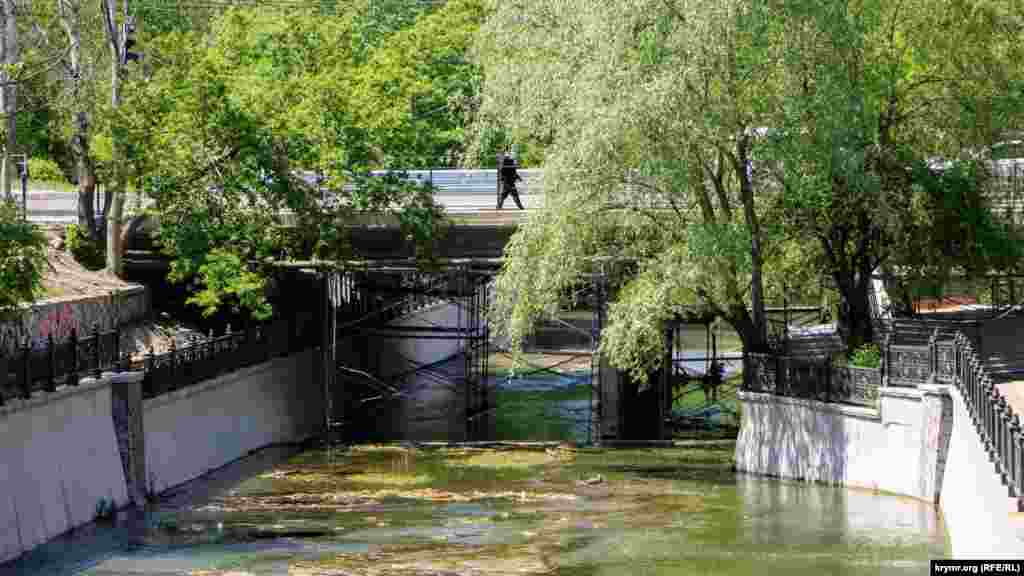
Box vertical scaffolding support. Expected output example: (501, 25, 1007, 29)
(591, 265, 607, 444)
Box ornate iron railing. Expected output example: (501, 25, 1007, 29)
(950, 332, 1024, 498)
(0, 324, 122, 405)
(744, 353, 880, 408)
(0, 318, 318, 406)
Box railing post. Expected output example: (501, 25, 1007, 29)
(168, 339, 177, 395)
(143, 347, 155, 398)
(996, 395, 1007, 476)
(69, 327, 79, 386)
(21, 338, 31, 399)
(0, 354, 6, 406)
(1015, 414, 1024, 498)
(45, 334, 56, 393)
(929, 329, 938, 381)
(92, 323, 101, 379)
(113, 322, 120, 370)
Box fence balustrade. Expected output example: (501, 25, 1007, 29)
(744, 352, 880, 408)
(0, 317, 319, 405)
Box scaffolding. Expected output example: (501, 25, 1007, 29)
(314, 260, 498, 443)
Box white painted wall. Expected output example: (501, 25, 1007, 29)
(0, 376, 129, 565)
(939, 385, 1024, 558)
(739, 384, 1024, 558)
(736, 388, 932, 499)
(143, 349, 324, 494)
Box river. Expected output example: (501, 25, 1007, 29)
(7, 440, 946, 575)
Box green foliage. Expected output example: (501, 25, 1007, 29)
(0, 201, 48, 319)
(479, 0, 784, 381)
(480, 0, 1024, 376)
(65, 223, 105, 271)
(848, 344, 882, 369)
(184, 249, 273, 320)
(28, 157, 68, 184)
(110, 6, 468, 318)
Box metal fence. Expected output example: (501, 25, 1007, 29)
(0, 318, 318, 406)
(744, 352, 881, 408)
(950, 332, 1024, 498)
(0, 324, 121, 405)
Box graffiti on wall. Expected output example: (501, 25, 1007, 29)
(0, 288, 150, 355)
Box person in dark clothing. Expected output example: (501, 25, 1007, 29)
(498, 155, 525, 210)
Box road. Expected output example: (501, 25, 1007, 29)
(22, 169, 545, 225)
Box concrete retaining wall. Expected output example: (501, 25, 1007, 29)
(736, 387, 949, 501)
(0, 375, 129, 565)
(143, 349, 324, 494)
(0, 285, 149, 353)
(738, 384, 1024, 557)
(939, 385, 1024, 558)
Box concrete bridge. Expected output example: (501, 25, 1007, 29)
(114, 169, 542, 272)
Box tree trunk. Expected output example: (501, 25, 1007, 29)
(828, 251, 875, 353)
(102, 0, 124, 276)
(1, 0, 18, 201)
(736, 136, 767, 349)
(60, 0, 100, 236)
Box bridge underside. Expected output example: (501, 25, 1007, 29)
(319, 262, 500, 442)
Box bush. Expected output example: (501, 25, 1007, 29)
(28, 157, 68, 185)
(0, 200, 48, 318)
(849, 343, 881, 369)
(65, 223, 105, 270)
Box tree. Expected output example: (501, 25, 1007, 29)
(478, 0, 1024, 376)
(475, 0, 803, 382)
(768, 0, 1024, 349)
(0, 199, 47, 319)
(1, 0, 19, 201)
(114, 7, 450, 318)
(348, 0, 488, 167)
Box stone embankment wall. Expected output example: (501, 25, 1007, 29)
(0, 349, 325, 566)
(142, 349, 324, 494)
(0, 285, 149, 353)
(736, 386, 951, 501)
(737, 384, 1024, 557)
(0, 374, 130, 565)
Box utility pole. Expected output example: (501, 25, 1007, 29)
(1, 0, 19, 202)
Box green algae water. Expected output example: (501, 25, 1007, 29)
(8, 441, 946, 576)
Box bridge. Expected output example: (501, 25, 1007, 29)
(24, 168, 545, 223)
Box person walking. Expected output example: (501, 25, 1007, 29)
(497, 154, 525, 210)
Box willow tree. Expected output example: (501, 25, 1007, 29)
(475, 0, 808, 382)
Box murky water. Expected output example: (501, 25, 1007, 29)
(7, 442, 947, 576)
